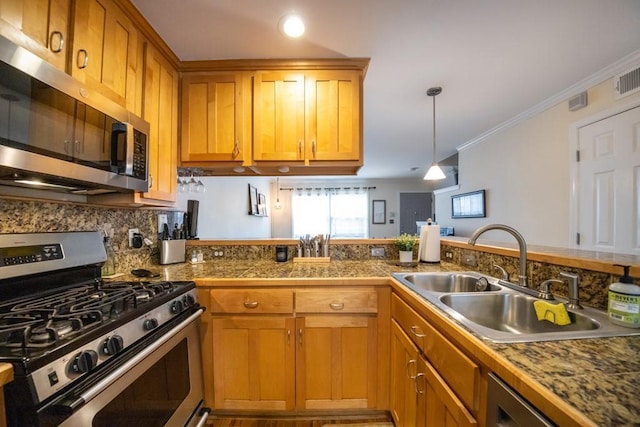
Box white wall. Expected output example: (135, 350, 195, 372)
(271, 178, 431, 238)
(435, 76, 640, 247)
(175, 176, 272, 238)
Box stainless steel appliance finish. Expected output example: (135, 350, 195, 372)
(0, 231, 208, 426)
(486, 373, 554, 426)
(0, 34, 149, 194)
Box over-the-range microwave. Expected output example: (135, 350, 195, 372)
(0, 34, 149, 195)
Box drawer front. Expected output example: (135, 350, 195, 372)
(392, 294, 479, 411)
(210, 289, 294, 314)
(296, 288, 378, 313)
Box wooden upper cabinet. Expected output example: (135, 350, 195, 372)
(71, 0, 143, 113)
(253, 69, 362, 165)
(253, 71, 306, 162)
(305, 70, 361, 162)
(140, 42, 178, 204)
(0, 0, 70, 70)
(180, 72, 249, 165)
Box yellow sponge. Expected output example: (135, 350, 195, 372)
(533, 300, 572, 326)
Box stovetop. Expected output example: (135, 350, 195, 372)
(0, 280, 195, 363)
(0, 280, 179, 350)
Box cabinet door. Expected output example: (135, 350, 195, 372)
(296, 315, 377, 410)
(71, 0, 143, 111)
(211, 316, 295, 411)
(306, 70, 361, 162)
(180, 72, 247, 163)
(390, 320, 419, 427)
(253, 71, 305, 162)
(415, 356, 477, 427)
(0, 0, 69, 70)
(140, 42, 178, 203)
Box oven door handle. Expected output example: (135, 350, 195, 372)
(58, 308, 204, 414)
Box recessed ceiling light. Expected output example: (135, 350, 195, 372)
(279, 14, 305, 38)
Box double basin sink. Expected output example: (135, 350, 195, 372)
(392, 271, 639, 343)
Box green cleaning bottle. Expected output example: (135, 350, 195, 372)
(608, 265, 640, 328)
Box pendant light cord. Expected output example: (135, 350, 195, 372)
(432, 94, 436, 164)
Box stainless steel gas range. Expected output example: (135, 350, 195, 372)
(0, 231, 209, 427)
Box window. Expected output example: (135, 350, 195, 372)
(292, 190, 369, 238)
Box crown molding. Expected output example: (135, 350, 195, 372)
(457, 48, 640, 152)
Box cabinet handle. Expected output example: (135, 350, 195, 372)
(329, 302, 344, 311)
(243, 301, 259, 309)
(77, 49, 89, 69)
(298, 328, 303, 345)
(414, 372, 425, 394)
(74, 140, 83, 154)
(287, 329, 291, 345)
(50, 31, 64, 53)
(64, 140, 70, 154)
(406, 359, 416, 380)
(298, 140, 302, 158)
(311, 140, 316, 157)
(410, 325, 426, 338)
(149, 174, 154, 189)
(232, 140, 240, 158)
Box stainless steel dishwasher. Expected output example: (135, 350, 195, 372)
(486, 373, 556, 426)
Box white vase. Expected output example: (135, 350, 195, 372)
(399, 250, 413, 263)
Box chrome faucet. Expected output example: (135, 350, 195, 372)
(560, 271, 583, 309)
(468, 224, 528, 287)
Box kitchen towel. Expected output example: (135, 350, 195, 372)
(418, 223, 440, 263)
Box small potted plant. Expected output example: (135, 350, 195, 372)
(395, 233, 418, 263)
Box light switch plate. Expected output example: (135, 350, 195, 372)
(371, 247, 385, 257)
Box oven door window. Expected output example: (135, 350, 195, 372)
(93, 339, 190, 427)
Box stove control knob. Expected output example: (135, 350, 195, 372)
(103, 335, 124, 356)
(170, 300, 184, 314)
(182, 294, 196, 307)
(71, 350, 98, 374)
(143, 318, 159, 331)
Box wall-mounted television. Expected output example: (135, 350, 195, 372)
(451, 190, 486, 218)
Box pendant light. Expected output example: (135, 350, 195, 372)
(274, 177, 282, 209)
(424, 87, 446, 180)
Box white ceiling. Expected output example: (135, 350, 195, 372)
(131, 0, 640, 179)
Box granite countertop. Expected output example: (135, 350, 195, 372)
(132, 259, 639, 427)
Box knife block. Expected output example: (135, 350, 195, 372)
(159, 239, 186, 265)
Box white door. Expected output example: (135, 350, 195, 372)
(577, 106, 640, 254)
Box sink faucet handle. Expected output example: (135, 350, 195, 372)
(538, 279, 563, 300)
(493, 264, 508, 281)
(559, 272, 582, 309)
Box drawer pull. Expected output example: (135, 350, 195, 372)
(414, 372, 425, 394)
(406, 359, 416, 379)
(243, 301, 259, 309)
(410, 325, 426, 338)
(329, 302, 344, 311)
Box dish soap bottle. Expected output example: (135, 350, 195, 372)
(608, 264, 639, 328)
(102, 235, 117, 277)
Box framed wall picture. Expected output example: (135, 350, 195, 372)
(372, 200, 386, 224)
(451, 189, 486, 218)
(248, 184, 259, 215)
(258, 193, 267, 216)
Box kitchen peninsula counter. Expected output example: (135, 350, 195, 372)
(134, 259, 638, 427)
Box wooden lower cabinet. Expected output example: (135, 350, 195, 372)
(211, 316, 295, 410)
(206, 286, 383, 412)
(390, 321, 477, 427)
(296, 315, 377, 410)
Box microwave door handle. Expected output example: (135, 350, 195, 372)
(124, 122, 134, 176)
